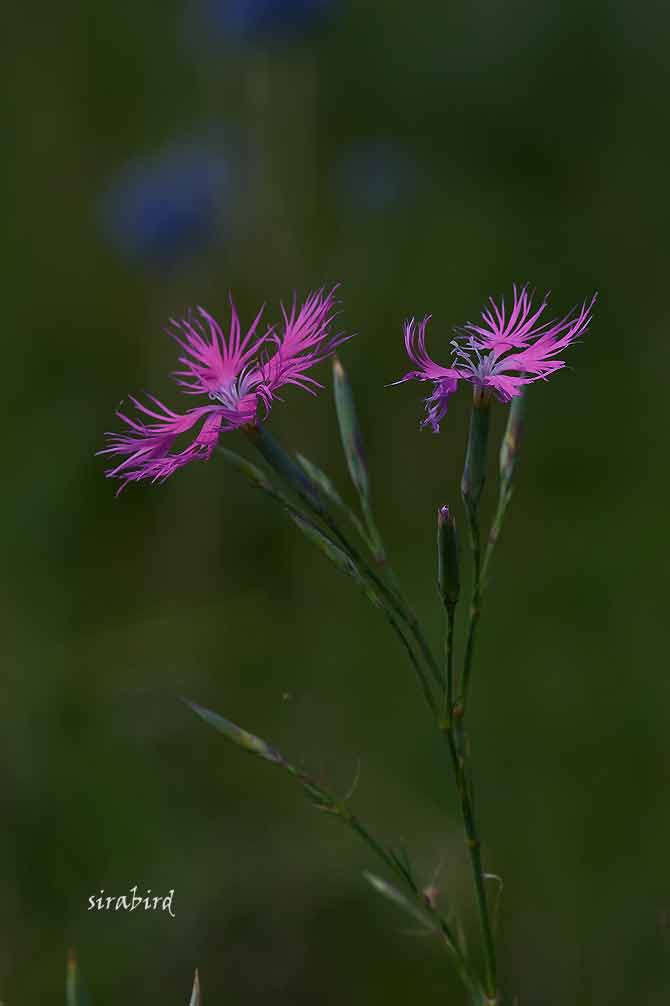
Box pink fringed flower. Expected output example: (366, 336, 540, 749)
(100, 287, 345, 491)
(396, 285, 596, 431)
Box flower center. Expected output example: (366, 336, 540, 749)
(209, 367, 259, 408)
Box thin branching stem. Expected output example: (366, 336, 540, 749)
(460, 500, 483, 713)
(245, 425, 443, 695)
(443, 605, 456, 727)
(385, 611, 438, 717)
(280, 763, 485, 1001)
(322, 511, 443, 692)
(441, 595, 497, 1004)
(480, 487, 513, 589)
(445, 726, 497, 1002)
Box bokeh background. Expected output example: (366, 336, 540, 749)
(4, 1, 669, 1003)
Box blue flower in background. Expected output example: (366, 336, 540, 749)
(100, 146, 229, 267)
(201, 0, 332, 42)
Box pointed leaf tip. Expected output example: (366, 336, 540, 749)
(363, 872, 436, 930)
(66, 949, 84, 1006)
(185, 699, 282, 765)
(333, 355, 370, 501)
(189, 969, 201, 1006)
(217, 445, 273, 491)
(295, 452, 343, 507)
(287, 509, 357, 578)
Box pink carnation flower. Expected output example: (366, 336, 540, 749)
(100, 287, 345, 491)
(397, 285, 596, 432)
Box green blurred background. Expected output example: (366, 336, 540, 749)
(4, 1, 669, 1002)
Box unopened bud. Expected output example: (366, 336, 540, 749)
(437, 505, 460, 608)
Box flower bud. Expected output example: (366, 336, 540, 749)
(437, 505, 460, 608)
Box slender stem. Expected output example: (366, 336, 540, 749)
(341, 478, 498, 1005)
(307, 491, 441, 709)
(308, 492, 444, 696)
(481, 488, 512, 588)
(347, 813, 485, 1001)
(459, 500, 482, 713)
(344, 431, 444, 699)
(440, 724, 497, 1002)
(246, 424, 443, 694)
(462, 483, 514, 715)
(323, 512, 443, 693)
(463, 392, 522, 707)
(458, 392, 491, 713)
(443, 605, 456, 727)
(385, 609, 437, 717)
(361, 495, 387, 565)
(441, 594, 497, 1002)
(282, 764, 485, 1002)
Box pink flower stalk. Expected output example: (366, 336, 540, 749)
(396, 285, 596, 432)
(100, 287, 345, 491)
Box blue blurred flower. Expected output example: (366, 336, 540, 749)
(99, 145, 229, 267)
(201, 0, 332, 42)
(337, 139, 420, 214)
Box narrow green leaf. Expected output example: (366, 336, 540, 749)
(499, 391, 525, 496)
(217, 446, 273, 491)
(295, 453, 343, 507)
(185, 701, 283, 765)
(287, 509, 384, 610)
(245, 423, 325, 513)
(363, 872, 437, 931)
(296, 453, 372, 545)
(287, 509, 357, 577)
(66, 950, 88, 1006)
(333, 357, 370, 501)
(66, 950, 78, 1006)
(333, 357, 389, 562)
(188, 969, 201, 1006)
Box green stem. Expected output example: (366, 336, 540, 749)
(282, 765, 485, 1003)
(460, 499, 482, 713)
(443, 605, 456, 727)
(458, 393, 491, 713)
(481, 487, 513, 588)
(462, 482, 514, 714)
(385, 609, 438, 718)
(319, 496, 443, 694)
(441, 724, 497, 1002)
(328, 513, 443, 694)
(348, 812, 485, 1003)
(246, 424, 443, 694)
(442, 603, 497, 1002)
(361, 495, 387, 565)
